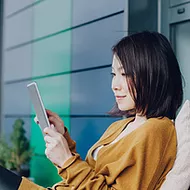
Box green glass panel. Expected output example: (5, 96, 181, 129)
(32, 31, 72, 77)
(33, 75, 71, 115)
(30, 118, 45, 154)
(30, 0, 72, 184)
(30, 117, 70, 187)
(30, 155, 61, 187)
(30, 76, 71, 184)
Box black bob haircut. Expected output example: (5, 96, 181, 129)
(110, 31, 183, 119)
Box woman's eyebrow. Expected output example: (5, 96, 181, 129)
(111, 66, 124, 70)
(119, 66, 124, 70)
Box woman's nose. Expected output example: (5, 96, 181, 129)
(112, 77, 122, 91)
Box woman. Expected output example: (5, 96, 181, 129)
(17, 31, 183, 189)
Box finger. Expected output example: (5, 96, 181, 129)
(45, 142, 53, 148)
(50, 124, 57, 132)
(45, 148, 50, 159)
(44, 135, 54, 144)
(46, 110, 63, 123)
(48, 116, 63, 129)
(44, 127, 60, 137)
(46, 109, 59, 119)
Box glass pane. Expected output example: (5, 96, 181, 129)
(33, 75, 71, 115)
(71, 117, 118, 159)
(72, 0, 124, 26)
(30, 76, 71, 154)
(30, 155, 61, 187)
(71, 67, 114, 115)
(5, 8, 33, 48)
(4, 82, 31, 115)
(4, 45, 32, 81)
(2, 118, 31, 143)
(72, 14, 124, 70)
(33, 0, 72, 38)
(171, 21, 190, 102)
(30, 116, 69, 186)
(32, 32, 72, 77)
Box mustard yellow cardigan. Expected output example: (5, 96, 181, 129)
(18, 117, 176, 190)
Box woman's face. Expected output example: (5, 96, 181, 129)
(111, 54, 135, 111)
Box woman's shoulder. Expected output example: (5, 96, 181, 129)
(136, 117, 176, 142)
(145, 117, 175, 132)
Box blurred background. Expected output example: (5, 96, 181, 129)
(0, 0, 190, 187)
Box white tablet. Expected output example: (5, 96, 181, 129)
(27, 82, 50, 132)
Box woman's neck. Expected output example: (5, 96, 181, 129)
(132, 114, 147, 126)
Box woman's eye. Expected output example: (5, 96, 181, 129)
(121, 73, 126, 76)
(111, 72, 115, 77)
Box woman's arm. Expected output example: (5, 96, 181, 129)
(18, 177, 46, 190)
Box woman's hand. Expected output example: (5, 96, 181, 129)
(46, 109, 66, 135)
(44, 126, 72, 167)
(34, 109, 65, 135)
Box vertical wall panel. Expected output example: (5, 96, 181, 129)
(33, 76, 71, 115)
(29, 0, 73, 186)
(4, 45, 32, 81)
(32, 32, 72, 77)
(3, 81, 32, 159)
(3, 82, 31, 115)
(5, 8, 33, 48)
(33, 0, 72, 38)
(72, 0, 124, 25)
(29, 76, 71, 156)
(71, 68, 114, 115)
(71, 118, 118, 159)
(30, 156, 61, 187)
(72, 14, 124, 70)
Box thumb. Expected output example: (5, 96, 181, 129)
(50, 124, 57, 132)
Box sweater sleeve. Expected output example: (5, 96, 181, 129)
(54, 122, 176, 190)
(64, 127, 76, 153)
(18, 177, 46, 190)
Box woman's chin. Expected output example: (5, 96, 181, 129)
(118, 104, 134, 112)
(118, 105, 128, 111)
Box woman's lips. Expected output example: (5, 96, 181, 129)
(115, 95, 126, 100)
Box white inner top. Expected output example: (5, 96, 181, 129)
(92, 119, 146, 160)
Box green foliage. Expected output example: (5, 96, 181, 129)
(0, 119, 33, 172)
(0, 138, 12, 169)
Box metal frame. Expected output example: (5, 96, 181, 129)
(123, 0, 129, 36)
(0, 0, 4, 134)
(170, 0, 190, 7)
